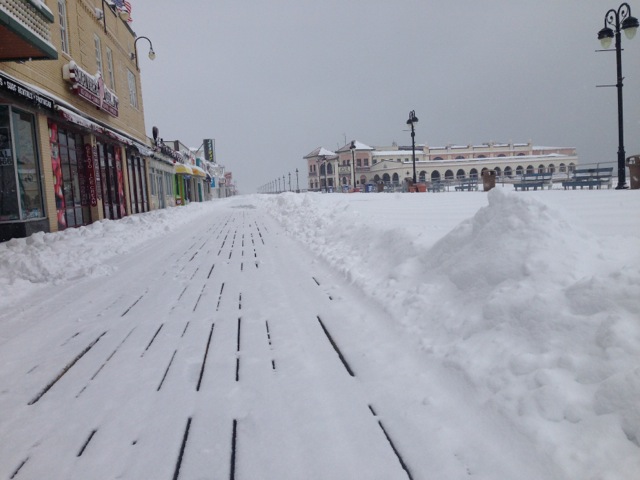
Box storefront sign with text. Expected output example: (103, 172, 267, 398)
(63, 62, 119, 117)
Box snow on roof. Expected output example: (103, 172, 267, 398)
(304, 147, 337, 159)
(335, 140, 374, 153)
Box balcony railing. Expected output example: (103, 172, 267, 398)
(0, 0, 57, 61)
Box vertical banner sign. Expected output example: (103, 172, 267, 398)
(203, 139, 214, 163)
(84, 144, 98, 206)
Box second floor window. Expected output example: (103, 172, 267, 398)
(106, 48, 115, 90)
(94, 35, 103, 75)
(58, 0, 69, 54)
(127, 69, 138, 108)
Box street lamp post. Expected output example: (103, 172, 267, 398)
(295, 168, 299, 193)
(406, 110, 419, 186)
(598, 3, 639, 189)
(282, 175, 286, 193)
(349, 141, 356, 191)
(288, 172, 291, 191)
(131, 36, 156, 70)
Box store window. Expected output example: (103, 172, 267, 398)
(49, 123, 91, 229)
(127, 153, 148, 214)
(0, 106, 44, 222)
(96, 141, 126, 220)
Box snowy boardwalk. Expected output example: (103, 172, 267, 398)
(1, 202, 557, 480)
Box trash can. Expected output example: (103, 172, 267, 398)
(377, 182, 384, 192)
(482, 170, 496, 191)
(627, 155, 640, 190)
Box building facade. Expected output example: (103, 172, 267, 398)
(0, 0, 153, 241)
(306, 141, 578, 191)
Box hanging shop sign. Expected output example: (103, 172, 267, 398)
(0, 71, 54, 110)
(203, 138, 214, 163)
(62, 62, 119, 117)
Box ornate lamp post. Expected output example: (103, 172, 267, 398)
(406, 110, 419, 185)
(349, 141, 356, 190)
(597, 3, 638, 189)
(295, 168, 299, 192)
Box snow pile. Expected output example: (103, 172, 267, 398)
(0, 203, 214, 309)
(263, 189, 640, 479)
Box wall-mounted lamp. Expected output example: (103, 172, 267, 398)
(131, 36, 156, 69)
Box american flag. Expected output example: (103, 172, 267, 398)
(113, 0, 132, 22)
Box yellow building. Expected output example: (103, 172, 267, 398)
(1, 0, 153, 241)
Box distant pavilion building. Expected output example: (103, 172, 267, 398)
(305, 141, 578, 190)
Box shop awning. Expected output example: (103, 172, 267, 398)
(192, 165, 207, 177)
(175, 164, 193, 175)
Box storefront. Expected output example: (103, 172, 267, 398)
(48, 121, 92, 229)
(175, 163, 192, 205)
(0, 71, 54, 241)
(127, 150, 148, 215)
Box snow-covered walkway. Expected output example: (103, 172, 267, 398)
(0, 199, 563, 480)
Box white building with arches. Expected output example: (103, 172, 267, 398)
(306, 141, 578, 191)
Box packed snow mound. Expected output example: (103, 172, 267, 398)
(261, 190, 640, 479)
(426, 188, 593, 293)
(0, 203, 218, 309)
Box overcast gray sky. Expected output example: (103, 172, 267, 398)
(133, 1, 640, 193)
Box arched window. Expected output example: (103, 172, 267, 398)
(456, 169, 465, 178)
(419, 171, 427, 182)
(504, 166, 513, 177)
(548, 164, 555, 174)
(481, 167, 489, 174)
(469, 168, 478, 179)
(559, 163, 566, 173)
(382, 173, 391, 184)
(342, 176, 348, 185)
(516, 166, 524, 176)
(431, 171, 441, 181)
(327, 163, 333, 174)
(445, 169, 454, 179)
(494, 167, 502, 177)
(517, 153, 525, 156)
(433, 156, 443, 161)
(498, 154, 506, 158)
(527, 165, 535, 174)
(320, 164, 326, 175)
(455, 156, 465, 160)
(360, 175, 367, 185)
(392, 173, 400, 185)
(538, 164, 545, 174)
(569, 163, 576, 172)
(477, 155, 486, 159)
(374, 174, 381, 182)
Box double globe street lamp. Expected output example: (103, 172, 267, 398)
(597, 3, 639, 189)
(406, 110, 419, 185)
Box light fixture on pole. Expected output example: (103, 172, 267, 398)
(406, 110, 419, 185)
(295, 168, 299, 192)
(597, 3, 638, 189)
(288, 172, 291, 191)
(131, 36, 156, 69)
(349, 141, 356, 190)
